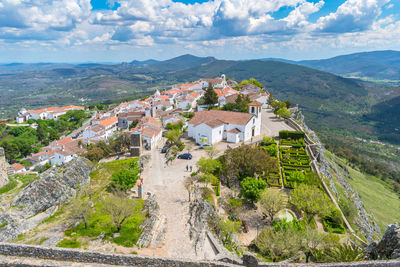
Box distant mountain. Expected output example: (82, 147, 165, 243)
(261, 50, 400, 81)
(129, 59, 159, 67)
(146, 54, 216, 72)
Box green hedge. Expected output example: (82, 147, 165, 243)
(322, 216, 346, 234)
(279, 130, 305, 140)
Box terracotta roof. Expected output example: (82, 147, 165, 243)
(141, 127, 161, 138)
(189, 110, 254, 127)
(12, 163, 25, 171)
(228, 128, 241, 134)
(248, 100, 263, 106)
(214, 87, 238, 98)
(97, 117, 118, 127)
(205, 119, 224, 128)
(199, 78, 223, 86)
(90, 125, 105, 133)
(118, 111, 145, 118)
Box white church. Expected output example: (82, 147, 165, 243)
(187, 101, 262, 145)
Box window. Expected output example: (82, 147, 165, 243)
(253, 119, 255, 124)
(251, 107, 255, 113)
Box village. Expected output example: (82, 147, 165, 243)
(11, 75, 273, 175)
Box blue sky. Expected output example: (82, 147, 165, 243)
(0, 0, 399, 63)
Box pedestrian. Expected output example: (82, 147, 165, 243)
(186, 165, 189, 172)
(190, 165, 193, 172)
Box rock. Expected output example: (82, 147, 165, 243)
(367, 223, 400, 259)
(0, 157, 93, 242)
(113, 233, 120, 238)
(0, 148, 10, 187)
(188, 199, 217, 255)
(137, 194, 166, 248)
(242, 252, 259, 267)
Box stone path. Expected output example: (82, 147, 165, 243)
(138, 140, 216, 260)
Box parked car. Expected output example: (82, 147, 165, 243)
(161, 145, 169, 153)
(177, 153, 192, 160)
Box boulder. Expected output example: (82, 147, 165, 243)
(0, 157, 93, 242)
(367, 223, 400, 259)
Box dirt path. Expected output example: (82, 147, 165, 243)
(138, 140, 214, 260)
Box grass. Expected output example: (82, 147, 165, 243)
(57, 238, 81, 248)
(0, 178, 18, 194)
(15, 173, 39, 187)
(38, 237, 49, 245)
(64, 198, 145, 247)
(346, 167, 400, 231)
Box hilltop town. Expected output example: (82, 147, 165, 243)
(0, 74, 398, 266)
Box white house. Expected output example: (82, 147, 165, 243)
(198, 74, 228, 89)
(50, 149, 77, 166)
(187, 105, 262, 145)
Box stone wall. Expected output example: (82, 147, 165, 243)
(0, 242, 399, 267)
(0, 242, 236, 267)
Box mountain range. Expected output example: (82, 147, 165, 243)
(262, 50, 400, 81)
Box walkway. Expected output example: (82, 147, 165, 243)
(139, 140, 216, 260)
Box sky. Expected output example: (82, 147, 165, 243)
(0, 0, 399, 63)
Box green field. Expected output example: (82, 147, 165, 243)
(346, 167, 400, 230)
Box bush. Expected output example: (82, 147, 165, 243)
(279, 130, 305, 140)
(322, 209, 345, 234)
(214, 183, 220, 196)
(108, 162, 140, 191)
(240, 177, 267, 203)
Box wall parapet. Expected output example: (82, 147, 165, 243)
(0, 242, 399, 267)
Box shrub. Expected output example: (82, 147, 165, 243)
(0, 178, 18, 194)
(109, 168, 139, 191)
(279, 130, 305, 140)
(240, 177, 267, 203)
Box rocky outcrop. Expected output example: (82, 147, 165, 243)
(188, 199, 218, 256)
(137, 195, 166, 248)
(0, 157, 93, 242)
(0, 148, 9, 187)
(367, 223, 400, 260)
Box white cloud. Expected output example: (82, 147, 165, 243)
(316, 0, 391, 33)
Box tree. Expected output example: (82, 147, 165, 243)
(164, 129, 183, 147)
(260, 188, 286, 223)
(196, 156, 220, 174)
(220, 145, 278, 181)
(276, 107, 291, 119)
(204, 145, 220, 159)
(101, 194, 138, 232)
(284, 100, 292, 108)
(109, 168, 140, 191)
(255, 225, 300, 262)
(290, 184, 333, 222)
(203, 83, 218, 105)
(129, 119, 139, 129)
(183, 176, 195, 202)
(240, 177, 267, 203)
(70, 191, 92, 229)
(299, 227, 327, 263)
(218, 219, 241, 245)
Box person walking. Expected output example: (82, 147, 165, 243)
(186, 164, 189, 172)
(190, 165, 193, 172)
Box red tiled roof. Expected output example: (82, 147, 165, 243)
(97, 117, 118, 127)
(12, 163, 25, 171)
(228, 128, 241, 134)
(189, 110, 253, 126)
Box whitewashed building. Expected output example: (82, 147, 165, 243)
(187, 103, 262, 145)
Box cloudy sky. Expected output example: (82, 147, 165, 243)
(0, 0, 399, 63)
